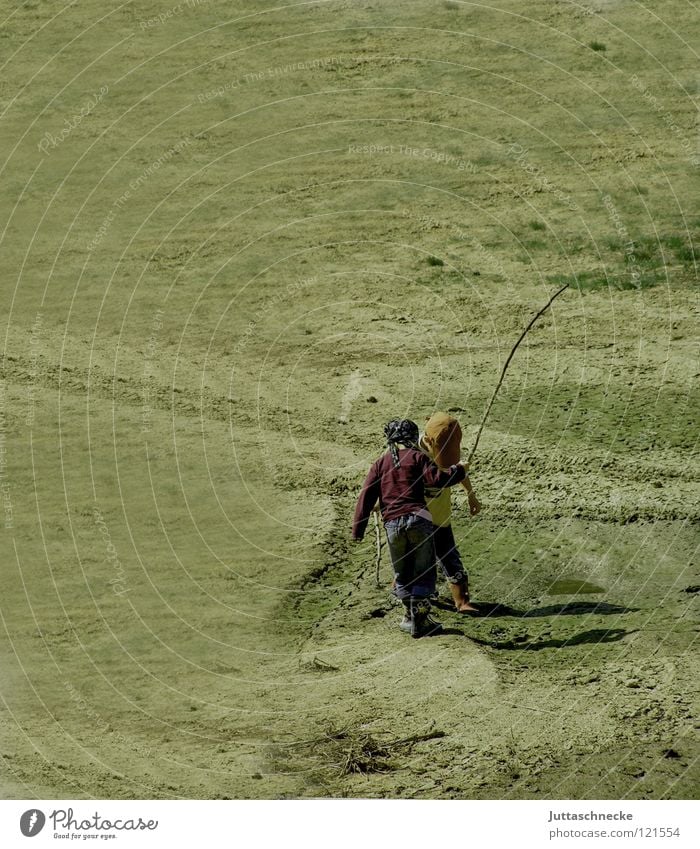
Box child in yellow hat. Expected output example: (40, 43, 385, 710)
(419, 412, 481, 614)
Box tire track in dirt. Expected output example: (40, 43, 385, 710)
(0, 350, 257, 428)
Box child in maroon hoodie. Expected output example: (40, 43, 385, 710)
(352, 419, 467, 638)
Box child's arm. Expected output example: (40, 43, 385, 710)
(420, 455, 466, 489)
(460, 473, 481, 515)
(352, 463, 381, 541)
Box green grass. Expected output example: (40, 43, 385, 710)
(548, 268, 667, 292)
(521, 238, 546, 250)
(602, 234, 698, 272)
(675, 244, 698, 263)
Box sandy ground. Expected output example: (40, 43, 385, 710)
(0, 0, 698, 799)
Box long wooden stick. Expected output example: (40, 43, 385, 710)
(467, 284, 569, 464)
(372, 284, 568, 582)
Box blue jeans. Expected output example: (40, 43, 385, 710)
(385, 513, 436, 600)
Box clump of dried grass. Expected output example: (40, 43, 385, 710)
(272, 726, 445, 778)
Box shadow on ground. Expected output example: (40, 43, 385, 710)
(468, 627, 636, 651)
(432, 599, 637, 617)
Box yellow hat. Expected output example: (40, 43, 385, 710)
(425, 412, 462, 468)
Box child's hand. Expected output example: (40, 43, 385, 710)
(468, 491, 481, 515)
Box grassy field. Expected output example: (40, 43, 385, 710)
(1, 0, 698, 799)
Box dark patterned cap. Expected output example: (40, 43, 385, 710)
(384, 419, 419, 467)
(384, 419, 419, 445)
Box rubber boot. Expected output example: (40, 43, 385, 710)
(399, 599, 413, 633)
(410, 597, 443, 638)
(449, 580, 480, 615)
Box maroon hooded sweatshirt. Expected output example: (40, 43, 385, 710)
(352, 447, 466, 541)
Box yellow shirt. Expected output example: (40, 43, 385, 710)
(418, 434, 453, 527)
